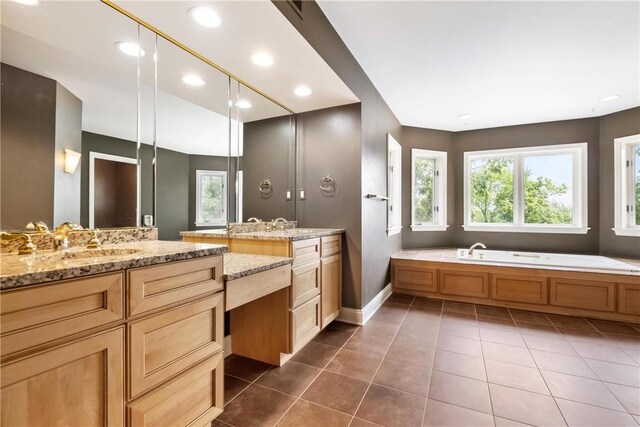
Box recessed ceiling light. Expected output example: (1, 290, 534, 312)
(115, 41, 145, 58)
(252, 52, 274, 67)
(188, 6, 221, 28)
(458, 114, 472, 120)
(181, 74, 206, 86)
(294, 85, 312, 97)
(10, 0, 39, 6)
(600, 95, 620, 102)
(236, 100, 252, 109)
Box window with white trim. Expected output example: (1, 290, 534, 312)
(613, 134, 640, 237)
(387, 134, 402, 236)
(463, 143, 588, 234)
(411, 149, 448, 231)
(195, 170, 227, 226)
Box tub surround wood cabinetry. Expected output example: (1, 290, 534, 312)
(392, 249, 640, 323)
(0, 243, 227, 427)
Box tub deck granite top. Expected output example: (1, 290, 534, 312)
(180, 228, 345, 241)
(391, 248, 640, 276)
(223, 253, 293, 281)
(0, 241, 228, 290)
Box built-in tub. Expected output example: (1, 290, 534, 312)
(457, 248, 640, 273)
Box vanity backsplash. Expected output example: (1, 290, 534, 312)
(227, 221, 297, 234)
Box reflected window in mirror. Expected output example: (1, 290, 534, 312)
(196, 170, 227, 227)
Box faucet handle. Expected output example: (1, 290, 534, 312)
(26, 221, 49, 233)
(86, 229, 101, 249)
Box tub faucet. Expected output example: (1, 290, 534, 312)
(468, 242, 486, 256)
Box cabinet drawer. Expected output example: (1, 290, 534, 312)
(550, 278, 615, 312)
(439, 270, 489, 299)
(0, 272, 123, 357)
(128, 293, 224, 399)
(321, 235, 341, 258)
(618, 283, 640, 315)
(291, 295, 321, 353)
(392, 262, 438, 296)
(291, 260, 321, 308)
(128, 352, 223, 427)
(491, 274, 548, 305)
(1, 327, 124, 427)
(291, 238, 320, 266)
(128, 256, 223, 317)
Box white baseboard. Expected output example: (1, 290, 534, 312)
(336, 283, 392, 326)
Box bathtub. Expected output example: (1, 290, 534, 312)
(456, 248, 640, 272)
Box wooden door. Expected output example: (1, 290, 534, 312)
(321, 254, 342, 328)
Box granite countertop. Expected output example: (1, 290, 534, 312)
(0, 241, 228, 290)
(223, 253, 293, 281)
(180, 228, 345, 241)
(391, 248, 640, 276)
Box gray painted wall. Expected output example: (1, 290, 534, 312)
(598, 107, 640, 258)
(1, 64, 56, 230)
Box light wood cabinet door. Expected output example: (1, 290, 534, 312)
(392, 261, 438, 296)
(320, 235, 341, 258)
(128, 293, 224, 399)
(127, 352, 223, 427)
(439, 269, 489, 299)
(491, 274, 549, 305)
(550, 278, 615, 312)
(290, 295, 321, 353)
(618, 283, 640, 315)
(321, 254, 342, 328)
(1, 272, 123, 357)
(128, 256, 223, 318)
(291, 238, 320, 266)
(1, 327, 124, 427)
(291, 260, 321, 309)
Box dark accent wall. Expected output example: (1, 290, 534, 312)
(598, 107, 640, 258)
(274, 0, 402, 309)
(1, 63, 56, 230)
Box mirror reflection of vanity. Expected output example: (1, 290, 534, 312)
(0, 0, 296, 239)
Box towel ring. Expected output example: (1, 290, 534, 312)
(258, 179, 273, 196)
(319, 175, 336, 193)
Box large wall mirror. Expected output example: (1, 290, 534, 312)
(1, 0, 296, 238)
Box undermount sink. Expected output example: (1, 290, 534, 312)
(32, 248, 142, 262)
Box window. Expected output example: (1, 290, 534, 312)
(614, 134, 640, 237)
(195, 170, 227, 226)
(411, 149, 448, 231)
(463, 143, 588, 234)
(387, 134, 402, 236)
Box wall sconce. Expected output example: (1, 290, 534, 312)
(64, 149, 81, 174)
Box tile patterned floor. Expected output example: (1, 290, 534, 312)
(216, 295, 640, 427)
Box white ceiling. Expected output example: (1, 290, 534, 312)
(318, 1, 640, 131)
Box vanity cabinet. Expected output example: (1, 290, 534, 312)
(320, 236, 342, 328)
(0, 254, 225, 427)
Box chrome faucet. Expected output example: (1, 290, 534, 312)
(468, 242, 486, 256)
(272, 218, 288, 230)
(53, 222, 82, 251)
(246, 217, 261, 223)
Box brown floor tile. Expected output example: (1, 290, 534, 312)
(355, 384, 426, 427)
(479, 327, 526, 347)
(396, 322, 439, 346)
(605, 382, 640, 415)
(370, 302, 409, 325)
(211, 419, 233, 427)
(570, 341, 637, 365)
(439, 321, 480, 340)
(493, 417, 532, 426)
(225, 356, 272, 382)
(477, 316, 516, 328)
(255, 361, 321, 396)
(441, 311, 478, 322)
(424, 399, 494, 427)
(386, 335, 437, 368)
(602, 332, 640, 350)
(327, 321, 361, 334)
(443, 301, 476, 315)
(485, 359, 549, 394)
(482, 341, 536, 367)
(404, 308, 442, 325)
(587, 319, 640, 336)
(510, 309, 553, 325)
(291, 341, 340, 368)
(412, 297, 443, 310)
(224, 374, 251, 405)
(547, 314, 596, 331)
(541, 370, 626, 411)
(219, 384, 296, 427)
(301, 371, 369, 415)
(326, 348, 383, 382)
(343, 331, 394, 357)
(556, 327, 609, 345)
(522, 334, 578, 356)
(516, 321, 561, 338)
(349, 418, 383, 427)
(276, 400, 352, 427)
(436, 333, 483, 358)
(475, 304, 512, 320)
(387, 293, 415, 305)
(530, 349, 597, 379)
(373, 358, 432, 396)
(489, 384, 566, 426)
(313, 327, 355, 348)
(359, 320, 400, 339)
(624, 347, 640, 364)
(428, 371, 492, 414)
(584, 358, 640, 387)
(555, 398, 637, 427)
(433, 350, 486, 381)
